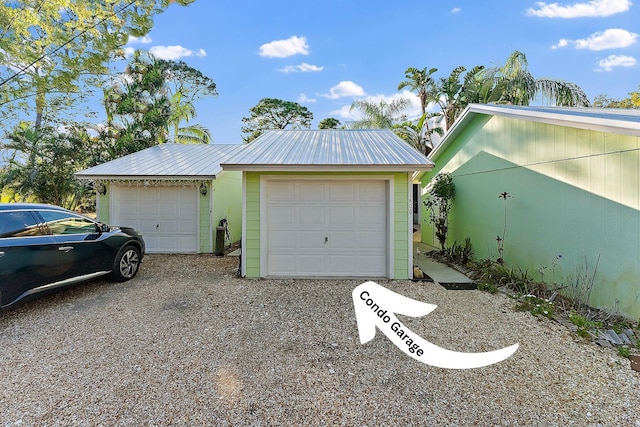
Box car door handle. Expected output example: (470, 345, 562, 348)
(58, 246, 74, 252)
(0, 251, 4, 257)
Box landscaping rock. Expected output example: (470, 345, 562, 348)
(606, 330, 624, 345)
(624, 329, 638, 346)
(595, 339, 614, 349)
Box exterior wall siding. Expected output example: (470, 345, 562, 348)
(198, 180, 213, 253)
(96, 178, 241, 255)
(244, 171, 410, 279)
(211, 171, 242, 250)
(421, 114, 640, 319)
(97, 185, 110, 224)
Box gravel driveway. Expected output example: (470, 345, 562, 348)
(1, 254, 639, 426)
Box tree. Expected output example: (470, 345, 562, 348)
(0, 0, 194, 129)
(397, 66, 438, 115)
(241, 98, 313, 143)
(424, 172, 455, 250)
(393, 113, 443, 156)
(159, 58, 217, 143)
(436, 65, 486, 129)
(593, 86, 640, 108)
(349, 98, 410, 129)
(478, 51, 590, 107)
(0, 122, 92, 209)
(98, 51, 172, 159)
(318, 117, 341, 129)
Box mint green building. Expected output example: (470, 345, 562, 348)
(222, 130, 434, 279)
(421, 104, 640, 319)
(76, 144, 243, 254)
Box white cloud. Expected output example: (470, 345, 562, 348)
(551, 38, 570, 49)
(279, 62, 324, 73)
(149, 45, 207, 60)
(127, 35, 152, 44)
(298, 93, 316, 103)
(329, 104, 360, 120)
(451, 7, 461, 13)
(123, 46, 136, 57)
(318, 81, 366, 99)
(597, 54, 637, 71)
(526, 0, 631, 18)
(259, 35, 309, 58)
(575, 28, 638, 50)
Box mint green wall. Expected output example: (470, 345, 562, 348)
(96, 185, 110, 224)
(198, 180, 213, 252)
(244, 171, 411, 279)
(96, 178, 242, 254)
(211, 171, 242, 250)
(422, 114, 640, 319)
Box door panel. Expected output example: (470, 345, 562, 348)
(265, 180, 388, 277)
(112, 186, 198, 253)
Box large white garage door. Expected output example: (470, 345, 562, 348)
(265, 179, 388, 277)
(111, 186, 199, 253)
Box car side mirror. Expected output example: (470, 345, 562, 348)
(100, 223, 110, 233)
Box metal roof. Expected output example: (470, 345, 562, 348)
(76, 143, 245, 180)
(221, 129, 434, 172)
(430, 104, 640, 161)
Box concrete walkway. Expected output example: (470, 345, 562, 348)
(413, 241, 476, 289)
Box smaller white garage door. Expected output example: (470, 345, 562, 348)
(265, 179, 389, 277)
(111, 186, 199, 253)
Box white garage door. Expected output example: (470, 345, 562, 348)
(111, 186, 198, 253)
(265, 179, 388, 277)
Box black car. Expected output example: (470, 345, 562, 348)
(0, 203, 145, 309)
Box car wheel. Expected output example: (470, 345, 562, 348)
(112, 245, 141, 282)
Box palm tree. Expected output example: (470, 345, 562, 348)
(349, 98, 410, 129)
(393, 112, 444, 155)
(397, 66, 438, 115)
(479, 51, 590, 107)
(436, 65, 486, 129)
(166, 91, 211, 144)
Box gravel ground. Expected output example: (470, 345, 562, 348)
(1, 254, 639, 426)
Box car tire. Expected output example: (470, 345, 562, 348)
(112, 245, 141, 282)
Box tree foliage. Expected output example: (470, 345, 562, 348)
(349, 98, 410, 129)
(0, 123, 92, 209)
(318, 117, 341, 129)
(393, 113, 443, 156)
(97, 51, 172, 160)
(397, 66, 438, 115)
(95, 51, 216, 159)
(0, 0, 194, 128)
(159, 58, 217, 144)
(593, 86, 640, 108)
(241, 98, 313, 143)
(478, 51, 590, 108)
(424, 172, 456, 250)
(436, 65, 486, 129)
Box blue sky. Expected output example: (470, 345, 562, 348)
(125, 0, 639, 144)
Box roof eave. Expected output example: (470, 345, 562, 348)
(430, 104, 640, 162)
(220, 164, 434, 172)
(75, 174, 219, 181)
(471, 104, 640, 136)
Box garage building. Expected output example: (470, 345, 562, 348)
(221, 129, 434, 279)
(76, 143, 244, 254)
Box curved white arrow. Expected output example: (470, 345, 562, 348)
(352, 281, 519, 369)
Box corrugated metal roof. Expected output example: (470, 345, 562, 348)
(430, 104, 640, 161)
(76, 143, 245, 180)
(221, 129, 434, 171)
